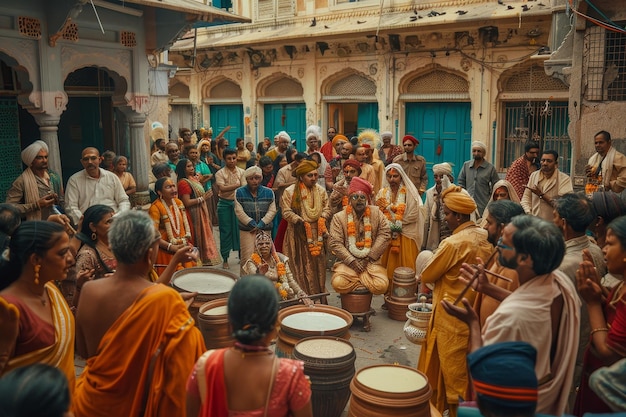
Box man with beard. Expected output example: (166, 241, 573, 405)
(330, 177, 390, 296)
(378, 131, 403, 166)
(320, 126, 338, 162)
(266, 131, 291, 162)
(392, 134, 427, 195)
(6, 140, 64, 220)
(505, 140, 540, 200)
(65, 147, 130, 224)
(458, 141, 499, 217)
(521, 150, 573, 221)
(324, 135, 349, 191)
(330, 158, 361, 215)
(585, 130, 626, 194)
(472, 200, 524, 327)
(441, 215, 580, 416)
(354, 145, 377, 188)
(417, 187, 493, 417)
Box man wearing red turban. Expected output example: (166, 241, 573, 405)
(329, 177, 391, 327)
(392, 135, 428, 195)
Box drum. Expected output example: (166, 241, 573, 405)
(197, 298, 234, 349)
(293, 337, 356, 417)
(276, 305, 353, 358)
(391, 267, 417, 302)
(349, 364, 432, 417)
(171, 267, 237, 325)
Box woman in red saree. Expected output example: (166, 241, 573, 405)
(176, 159, 221, 266)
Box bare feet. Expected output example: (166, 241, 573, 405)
(0, 297, 19, 374)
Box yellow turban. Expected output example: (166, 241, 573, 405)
(332, 134, 348, 147)
(441, 186, 477, 214)
(294, 160, 319, 177)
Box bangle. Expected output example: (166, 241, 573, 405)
(167, 243, 172, 252)
(590, 327, 609, 336)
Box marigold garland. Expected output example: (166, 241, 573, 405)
(377, 186, 406, 234)
(346, 205, 372, 258)
(304, 218, 327, 257)
(251, 251, 290, 300)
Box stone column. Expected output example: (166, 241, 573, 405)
(32, 113, 62, 181)
(127, 112, 150, 207)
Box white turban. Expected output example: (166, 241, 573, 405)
(432, 162, 453, 176)
(245, 165, 262, 178)
(471, 141, 487, 152)
(21, 140, 48, 166)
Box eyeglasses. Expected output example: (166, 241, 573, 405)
(496, 237, 514, 251)
(350, 194, 368, 201)
(81, 156, 99, 162)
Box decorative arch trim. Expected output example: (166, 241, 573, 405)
(257, 72, 303, 97)
(320, 68, 376, 97)
(498, 61, 568, 94)
(398, 63, 469, 95)
(201, 75, 241, 99)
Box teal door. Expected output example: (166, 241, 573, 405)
(0, 98, 22, 202)
(210, 105, 243, 143)
(357, 103, 379, 134)
(264, 103, 306, 150)
(406, 102, 471, 189)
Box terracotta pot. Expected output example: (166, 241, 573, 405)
(293, 336, 356, 417)
(171, 267, 237, 325)
(349, 364, 433, 417)
(384, 295, 411, 321)
(404, 303, 432, 345)
(276, 305, 353, 358)
(197, 298, 233, 349)
(340, 287, 373, 313)
(390, 267, 418, 302)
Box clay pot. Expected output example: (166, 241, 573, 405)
(197, 298, 233, 349)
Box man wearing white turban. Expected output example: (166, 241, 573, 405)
(234, 165, 277, 275)
(458, 141, 499, 216)
(5, 140, 64, 221)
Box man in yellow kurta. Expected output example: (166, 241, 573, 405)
(417, 186, 493, 417)
(330, 177, 391, 295)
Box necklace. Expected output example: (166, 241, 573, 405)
(161, 198, 181, 235)
(160, 198, 191, 245)
(21, 282, 47, 306)
(251, 253, 290, 299)
(233, 342, 273, 358)
(347, 205, 372, 258)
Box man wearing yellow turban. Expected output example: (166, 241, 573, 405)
(417, 186, 493, 417)
(281, 157, 330, 301)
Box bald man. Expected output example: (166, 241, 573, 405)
(65, 147, 130, 224)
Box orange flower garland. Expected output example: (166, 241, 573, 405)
(304, 218, 327, 257)
(250, 251, 290, 300)
(377, 186, 406, 253)
(346, 205, 372, 257)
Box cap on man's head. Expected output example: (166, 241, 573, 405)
(402, 135, 419, 145)
(468, 341, 538, 409)
(343, 159, 362, 175)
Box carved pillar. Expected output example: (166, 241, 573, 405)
(127, 113, 150, 206)
(32, 114, 62, 181)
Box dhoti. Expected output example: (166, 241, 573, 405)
(331, 262, 389, 295)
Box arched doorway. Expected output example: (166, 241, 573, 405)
(204, 78, 243, 143)
(322, 70, 378, 138)
(60, 66, 126, 181)
(400, 66, 471, 185)
(258, 74, 305, 149)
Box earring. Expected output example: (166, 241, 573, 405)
(91, 232, 97, 241)
(34, 264, 41, 285)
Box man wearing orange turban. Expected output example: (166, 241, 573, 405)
(417, 186, 493, 417)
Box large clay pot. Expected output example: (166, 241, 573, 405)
(197, 298, 233, 349)
(276, 305, 353, 358)
(293, 336, 356, 417)
(349, 364, 433, 417)
(171, 267, 237, 325)
(391, 267, 418, 302)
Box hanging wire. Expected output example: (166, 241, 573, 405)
(568, 0, 626, 33)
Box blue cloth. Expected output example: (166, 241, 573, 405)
(235, 185, 275, 231)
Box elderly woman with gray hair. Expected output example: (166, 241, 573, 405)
(73, 210, 205, 417)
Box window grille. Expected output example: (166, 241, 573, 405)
(584, 25, 626, 101)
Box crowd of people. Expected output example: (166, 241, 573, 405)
(1, 126, 626, 417)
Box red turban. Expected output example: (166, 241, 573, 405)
(348, 176, 373, 197)
(343, 159, 362, 175)
(402, 135, 419, 145)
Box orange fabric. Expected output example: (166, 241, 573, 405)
(73, 285, 205, 417)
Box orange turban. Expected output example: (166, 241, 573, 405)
(294, 160, 318, 177)
(441, 186, 477, 214)
(332, 134, 348, 147)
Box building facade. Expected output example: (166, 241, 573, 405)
(169, 0, 572, 185)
